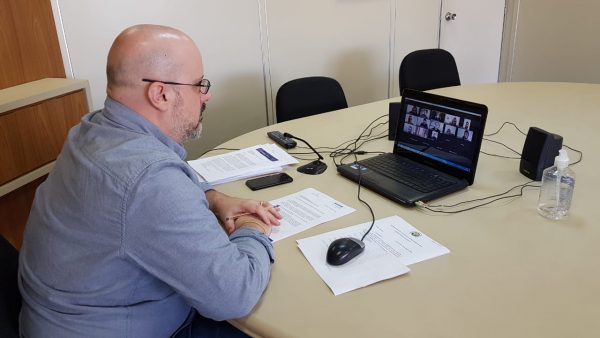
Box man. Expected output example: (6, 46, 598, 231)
(463, 130, 470, 141)
(18, 24, 281, 337)
(463, 120, 470, 130)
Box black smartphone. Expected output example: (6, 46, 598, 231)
(245, 173, 293, 191)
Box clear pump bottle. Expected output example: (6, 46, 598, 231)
(537, 149, 576, 220)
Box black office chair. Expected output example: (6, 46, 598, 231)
(275, 76, 348, 123)
(399, 48, 461, 94)
(0, 235, 20, 338)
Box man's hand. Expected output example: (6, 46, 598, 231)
(232, 215, 273, 236)
(205, 190, 282, 234)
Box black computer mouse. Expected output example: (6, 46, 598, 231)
(326, 237, 365, 266)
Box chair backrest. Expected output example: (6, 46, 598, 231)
(399, 48, 461, 94)
(0, 235, 20, 338)
(275, 76, 348, 123)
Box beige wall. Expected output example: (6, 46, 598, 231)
(502, 0, 600, 83)
(54, 0, 442, 159)
(55, 0, 270, 159)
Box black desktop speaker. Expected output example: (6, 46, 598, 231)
(389, 102, 402, 140)
(519, 127, 563, 181)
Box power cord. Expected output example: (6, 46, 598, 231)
(482, 121, 583, 165)
(415, 181, 540, 214)
(484, 121, 527, 137)
(330, 114, 389, 167)
(482, 138, 522, 157)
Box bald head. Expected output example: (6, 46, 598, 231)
(107, 24, 200, 90)
(104, 25, 210, 144)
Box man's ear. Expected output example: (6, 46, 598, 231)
(146, 82, 170, 111)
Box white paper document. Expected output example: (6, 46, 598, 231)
(297, 215, 450, 296)
(188, 144, 298, 185)
(269, 188, 355, 242)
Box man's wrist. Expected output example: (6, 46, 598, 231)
(234, 216, 270, 236)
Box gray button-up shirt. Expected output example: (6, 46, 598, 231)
(18, 97, 274, 337)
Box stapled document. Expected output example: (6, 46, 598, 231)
(188, 144, 298, 185)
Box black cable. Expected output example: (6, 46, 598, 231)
(483, 137, 521, 156)
(304, 114, 388, 155)
(286, 124, 387, 163)
(480, 151, 520, 160)
(330, 114, 389, 167)
(481, 121, 583, 167)
(417, 182, 540, 214)
(335, 137, 388, 167)
(485, 121, 527, 137)
(563, 144, 583, 165)
(338, 133, 388, 165)
(281, 117, 387, 162)
(352, 145, 376, 242)
(287, 148, 385, 162)
(482, 121, 525, 158)
(358, 167, 376, 242)
(426, 180, 537, 208)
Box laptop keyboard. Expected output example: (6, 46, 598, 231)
(360, 155, 454, 193)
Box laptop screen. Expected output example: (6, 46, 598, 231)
(394, 89, 488, 184)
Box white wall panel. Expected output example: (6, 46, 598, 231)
(391, 0, 441, 97)
(55, 0, 268, 158)
(266, 0, 392, 109)
(508, 0, 600, 83)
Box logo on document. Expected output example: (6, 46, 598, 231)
(410, 231, 421, 237)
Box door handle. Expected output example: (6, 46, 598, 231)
(445, 12, 457, 21)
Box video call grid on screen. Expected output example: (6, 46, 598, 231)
(396, 97, 484, 173)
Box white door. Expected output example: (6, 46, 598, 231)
(439, 0, 506, 84)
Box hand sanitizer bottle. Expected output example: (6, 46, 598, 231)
(537, 149, 576, 220)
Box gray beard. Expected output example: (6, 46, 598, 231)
(180, 103, 206, 143)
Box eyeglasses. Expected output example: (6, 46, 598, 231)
(142, 78, 211, 94)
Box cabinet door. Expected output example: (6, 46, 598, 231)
(439, 0, 506, 84)
(55, 0, 267, 158)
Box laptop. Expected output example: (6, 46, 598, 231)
(337, 89, 488, 206)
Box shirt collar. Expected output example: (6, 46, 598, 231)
(101, 97, 187, 160)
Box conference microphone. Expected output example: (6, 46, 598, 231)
(283, 133, 328, 175)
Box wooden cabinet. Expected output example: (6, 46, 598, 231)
(0, 78, 91, 249)
(0, 0, 65, 89)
